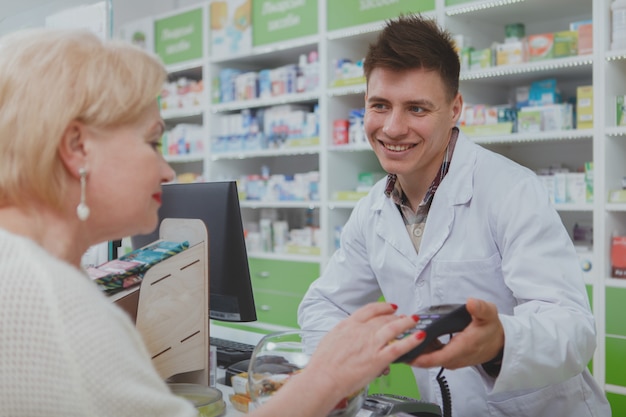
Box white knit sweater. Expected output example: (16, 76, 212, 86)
(0, 229, 196, 417)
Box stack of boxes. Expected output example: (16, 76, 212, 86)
(457, 20, 592, 72)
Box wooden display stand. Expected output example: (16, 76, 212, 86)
(110, 218, 210, 385)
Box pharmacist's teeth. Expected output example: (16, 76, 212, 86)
(384, 143, 413, 151)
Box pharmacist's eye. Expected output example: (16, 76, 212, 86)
(370, 103, 387, 110)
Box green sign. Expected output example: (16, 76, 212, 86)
(253, 0, 318, 46)
(154, 8, 203, 65)
(327, 0, 435, 31)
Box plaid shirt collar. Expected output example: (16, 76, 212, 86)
(384, 127, 459, 210)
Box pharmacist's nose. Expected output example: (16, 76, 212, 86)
(382, 110, 409, 138)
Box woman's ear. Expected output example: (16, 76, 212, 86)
(58, 121, 88, 177)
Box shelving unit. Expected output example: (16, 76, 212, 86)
(121, 0, 626, 409)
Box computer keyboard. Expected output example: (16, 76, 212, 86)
(210, 336, 256, 368)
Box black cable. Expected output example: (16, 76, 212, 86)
(436, 366, 452, 417)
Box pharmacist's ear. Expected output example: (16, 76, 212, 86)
(451, 93, 463, 125)
(58, 120, 89, 177)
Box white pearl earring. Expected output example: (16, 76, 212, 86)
(76, 168, 90, 221)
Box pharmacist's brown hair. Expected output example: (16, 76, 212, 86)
(0, 28, 167, 209)
(364, 14, 460, 101)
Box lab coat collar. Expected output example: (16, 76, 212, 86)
(370, 130, 478, 269)
(370, 129, 476, 211)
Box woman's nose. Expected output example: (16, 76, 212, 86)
(162, 160, 176, 183)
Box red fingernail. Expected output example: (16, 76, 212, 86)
(415, 330, 426, 341)
(411, 314, 419, 322)
(390, 303, 398, 310)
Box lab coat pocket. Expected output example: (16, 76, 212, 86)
(431, 253, 510, 306)
(486, 375, 592, 416)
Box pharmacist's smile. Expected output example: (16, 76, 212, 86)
(379, 141, 418, 153)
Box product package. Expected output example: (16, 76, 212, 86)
(611, 236, 626, 278)
(89, 240, 190, 292)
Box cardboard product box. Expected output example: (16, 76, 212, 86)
(496, 41, 525, 66)
(541, 103, 573, 131)
(574, 22, 593, 55)
(609, 189, 626, 203)
(566, 172, 587, 204)
(554, 30, 578, 58)
(528, 33, 554, 61)
(518, 108, 542, 133)
(611, 236, 626, 278)
(576, 85, 593, 129)
(470, 48, 492, 71)
(617, 95, 626, 126)
(584, 162, 594, 203)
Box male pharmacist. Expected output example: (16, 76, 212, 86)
(298, 14, 610, 416)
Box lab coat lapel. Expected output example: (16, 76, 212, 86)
(413, 132, 476, 276)
(374, 194, 419, 266)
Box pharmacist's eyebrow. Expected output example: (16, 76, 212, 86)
(367, 95, 435, 109)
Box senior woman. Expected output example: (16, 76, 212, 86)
(0, 28, 423, 417)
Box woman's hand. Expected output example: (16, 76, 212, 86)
(249, 302, 424, 417)
(303, 302, 423, 401)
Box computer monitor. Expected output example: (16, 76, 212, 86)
(130, 181, 257, 322)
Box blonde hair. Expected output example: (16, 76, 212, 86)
(0, 28, 167, 209)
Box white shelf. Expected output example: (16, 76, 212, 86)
(247, 251, 322, 263)
(327, 83, 366, 97)
(211, 145, 320, 160)
(161, 107, 204, 121)
(328, 201, 359, 209)
(165, 59, 204, 74)
(471, 129, 594, 144)
(605, 278, 626, 289)
(606, 203, 626, 212)
(605, 127, 626, 136)
(211, 91, 320, 112)
(328, 143, 371, 152)
(240, 200, 321, 209)
(460, 56, 593, 83)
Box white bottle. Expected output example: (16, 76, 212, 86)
(612, 0, 626, 50)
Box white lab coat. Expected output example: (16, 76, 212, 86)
(298, 132, 610, 416)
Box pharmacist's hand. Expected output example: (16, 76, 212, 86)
(408, 298, 504, 370)
(305, 302, 423, 397)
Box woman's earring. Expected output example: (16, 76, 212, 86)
(76, 168, 90, 221)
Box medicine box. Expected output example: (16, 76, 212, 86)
(611, 236, 626, 278)
(584, 162, 593, 203)
(553, 30, 578, 58)
(528, 33, 554, 61)
(469, 48, 492, 71)
(518, 108, 542, 133)
(617, 96, 626, 126)
(571, 21, 593, 55)
(496, 41, 525, 66)
(576, 86, 593, 129)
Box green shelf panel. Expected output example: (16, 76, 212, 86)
(607, 392, 626, 417)
(606, 337, 626, 387)
(606, 287, 626, 337)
